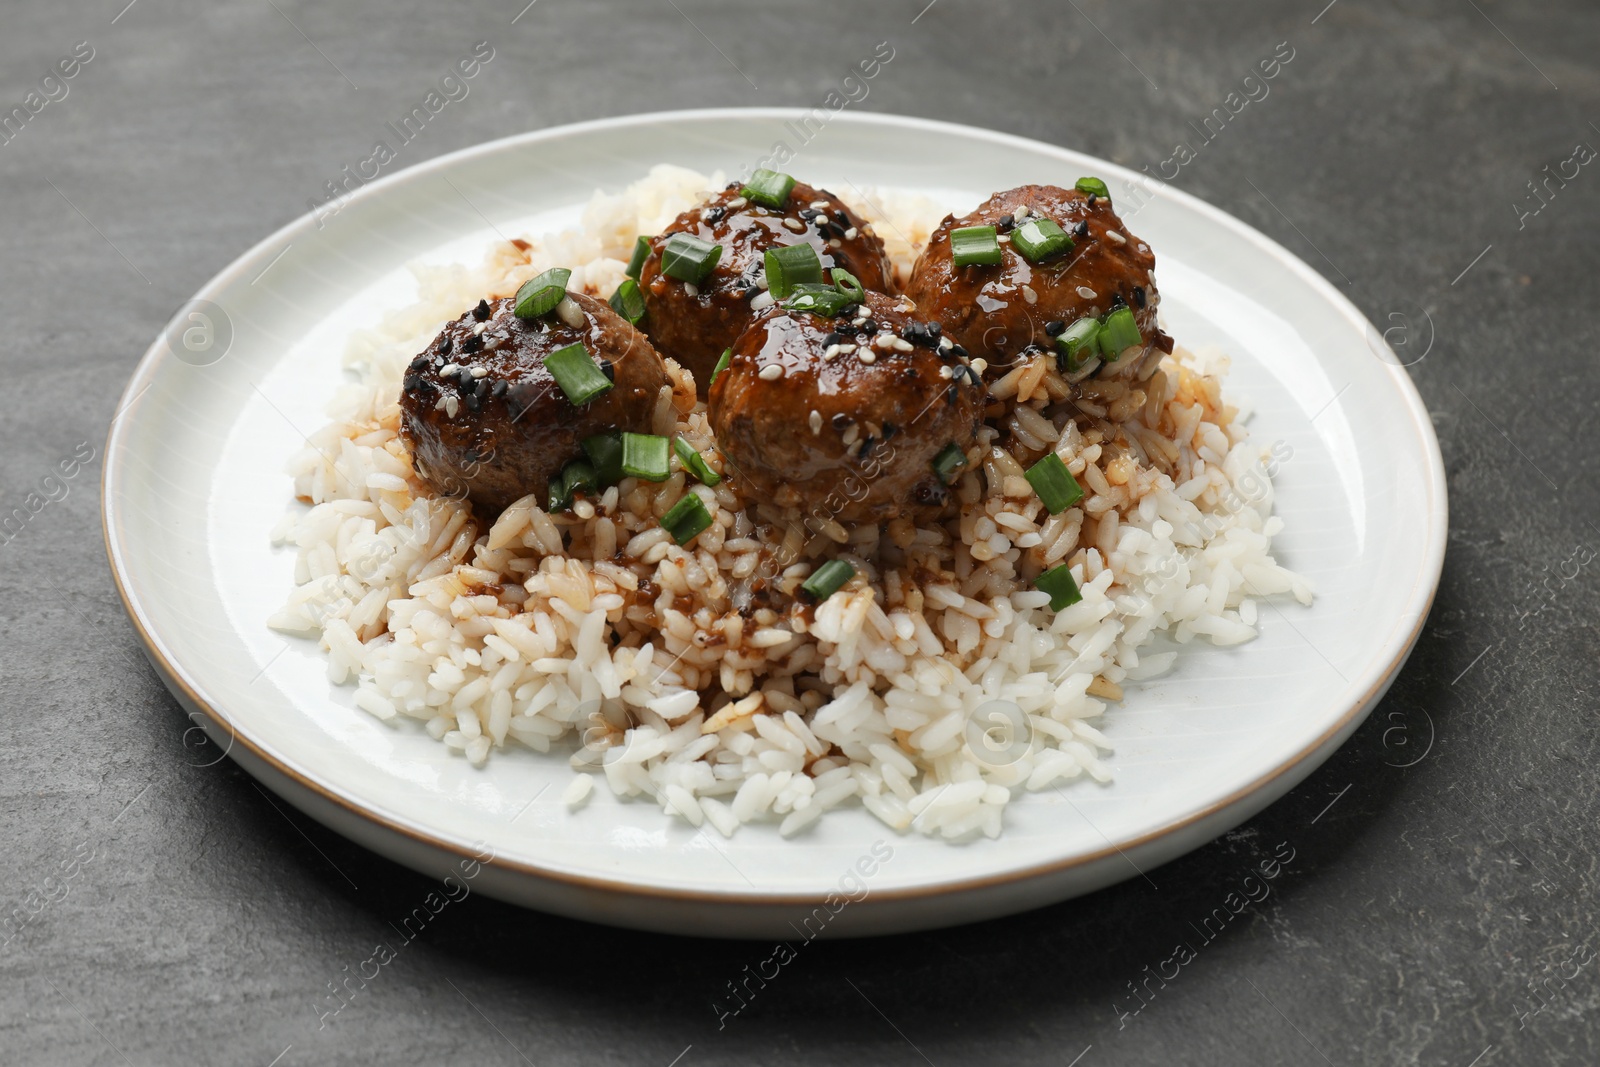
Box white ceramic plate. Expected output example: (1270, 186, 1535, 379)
(103, 109, 1445, 938)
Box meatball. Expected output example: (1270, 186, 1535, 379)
(639, 179, 894, 391)
(903, 183, 1173, 382)
(400, 292, 669, 513)
(709, 290, 982, 525)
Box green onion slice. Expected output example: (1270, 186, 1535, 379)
(1012, 218, 1074, 263)
(582, 432, 624, 485)
(764, 243, 823, 299)
(1098, 306, 1142, 361)
(801, 559, 855, 600)
(545, 342, 614, 406)
(621, 432, 670, 482)
(608, 277, 646, 325)
(709, 348, 732, 390)
(661, 491, 713, 545)
(513, 267, 572, 319)
(1036, 564, 1083, 611)
(783, 283, 855, 317)
(1055, 317, 1102, 372)
(562, 458, 596, 498)
(932, 442, 967, 485)
(741, 168, 797, 209)
(674, 437, 722, 486)
(1024, 453, 1084, 514)
(625, 235, 652, 280)
(831, 268, 865, 303)
(548, 473, 571, 512)
(1075, 176, 1110, 199)
(950, 225, 1002, 267)
(660, 233, 723, 284)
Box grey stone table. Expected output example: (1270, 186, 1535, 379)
(3, 0, 1595, 1063)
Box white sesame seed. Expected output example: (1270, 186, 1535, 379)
(1022, 285, 1038, 305)
(842, 425, 860, 446)
(828, 238, 842, 249)
(809, 199, 830, 210)
(683, 282, 699, 298)
(439, 362, 460, 376)
(939, 336, 954, 352)
(844, 227, 858, 240)
(727, 196, 748, 210)
(858, 350, 876, 364)
(471, 366, 489, 378)
(433, 396, 447, 411)
(998, 235, 1010, 243)
(749, 291, 774, 311)
(1076, 286, 1097, 299)
(874, 333, 895, 350)
(759, 363, 783, 381)
(891, 338, 914, 353)
(555, 296, 584, 328)
(782, 217, 806, 233)
(971, 358, 988, 375)
(938, 365, 953, 379)
(822, 344, 843, 361)
(809, 409, 822, 434)
(444, 396, 459, 418)
(837, 342, 857, 354)
(473, 321, 488, 335)
(1106, 230, 1127, 244)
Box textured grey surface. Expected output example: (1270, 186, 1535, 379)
(2, 0, 1597, 1063)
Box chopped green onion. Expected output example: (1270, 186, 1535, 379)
(1024, 453, 1084, 514)
(764, 243, 823, 299)
(709, 348, 732, 390)
(1055, 317, 1102, 372)
(950, 225, 1002, 267)
(660, 233, 723, 284)
(674, 437, 722, 486)
(545, 342, 613, 406)
(741, 168, 797, 209)
(801, 559, 855, 600)
(625, 235, 652, 279)
(621, 432, 669, 482)
(562, 458, 596, 498)
(1012, 218, 1074, 263)
(661, 491, 713, 545)
(932, 442, 967, 485)
(513, 267, 572, 319)
(783, 283, 855, 317)
(548, 472, 571, 512)
(1075, 176, 1110, 199)
(1036, 564, 1083, 610)
(608, 277, 646, 325)
(1098, 305, 1142, 361)
(831, 268, 865, 303)
(582, 432, 624, 485)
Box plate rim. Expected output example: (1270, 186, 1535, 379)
(102, 106, 1448, 906)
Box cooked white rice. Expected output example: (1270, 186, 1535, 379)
(268, 165, 1313, 841)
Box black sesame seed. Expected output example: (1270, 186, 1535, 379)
(946, 383, 959, 405)
(460, 334, 483, 354)
(472, 299, 491, 322)
(949, 343, 969, 361)
(860, 319, 878, 334)
(437, 337, 453, 356)
(1073, 220, 1089, 239)
(1110, 292, 1126, 310)
(1133, 286, 1147, 309)
(882, 421, 899, 439)
(403, 373, 422, 392)
(996, 214, 1014, 234)
(858, 436, 876, 457)
(926, 322, 941, 339)
(799, 209, 821, 222)
(831, 412, 852, 430)
(600, 359, 615, 382)
(490, 380, 507, 399)
(474, 378, 490, 398)
(822, 332, 844, 347)
(408, 355, 430, 372)
(832, 210, 849, 226)
(1044, 320, 1066, 337)
(1086, 194, 1098, 208)
(706, 206, 727, 224)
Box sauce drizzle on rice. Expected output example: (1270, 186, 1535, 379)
(268, 165, 1312, 842)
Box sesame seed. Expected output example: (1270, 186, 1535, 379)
(837, 342, 858, 354)
(684, 282, 699, 297)
(1133, 286, 1147, 308)
(971, 358, 988, 375)
(858, 350, 877, 364)
(473, 321, 488, 335)
(759, 363, 783, 381)
(939, 336, 954, 352)
(727, 196, 748, 210)
(433, 395, 447, 411)
(996, 213, 1014, 233)
(842, 424, 860, 446)
(1022, 285, 1038, 305)
(471, 366, 489, 378)
(750, 291, 774, 311)
(874, 333, 895, 350)
(782, 217, 806, 233)
(891, 338, 914, 352)
(828, 238, 842, 249)
(440, 363, 460, 376)
(938, 365, 953, 379)
(1106, 230, 1127, 245)
(472, 299, 491, 321)
(444, 396, 460, 418)
(809, 199, 830, 210)
(822, 344, 843, 361)
(809, 409, 822, 434)
(844, 227, 858, 240)
(831, 412, 851, 429)
(1076, 286, 1097, 299)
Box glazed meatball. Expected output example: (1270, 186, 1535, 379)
(400, 292, 670, 513)
(709, 291, 982, 525)
(639, 179, 894, 391)
(904, 183, 1173, 382)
